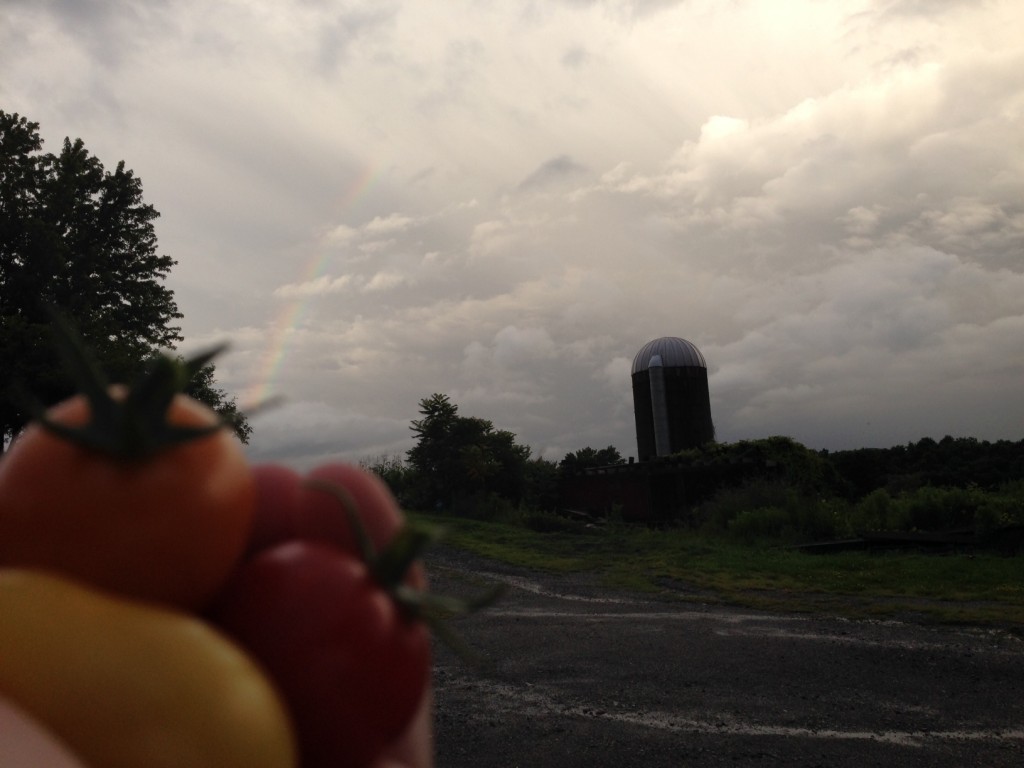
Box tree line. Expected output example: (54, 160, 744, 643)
(366, 397, 1024, 544)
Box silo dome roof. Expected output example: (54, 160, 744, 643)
(631, 337, 707, 374)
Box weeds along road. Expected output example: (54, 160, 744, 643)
(425, 547, 1024, 768)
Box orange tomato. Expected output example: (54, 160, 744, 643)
(0, 393, 254, 609)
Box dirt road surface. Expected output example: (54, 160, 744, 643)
(425, 548, 1024, 767)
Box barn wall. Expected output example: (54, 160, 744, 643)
(559, 457, 778, 523)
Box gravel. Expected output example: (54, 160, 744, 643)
(424, 546, 1024, 767)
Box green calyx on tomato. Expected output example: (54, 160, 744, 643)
(34, 310, 225, 460)
(306, 478, 506, 662)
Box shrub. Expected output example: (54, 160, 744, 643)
(848, 488, 909, 533)
(974, 495, 1024, 534)
(699, 480, 842, 543)
(728, 507, 791, 543)
(698, 479, 795, 532)
(899, 486, 979, 531)
(521, 511, 594, 534)
(448, 491, 520, 523)
(791, 498, 843, 542)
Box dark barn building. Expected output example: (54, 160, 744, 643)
(631, 336, 714, 462)
(558, 456, 770, 523)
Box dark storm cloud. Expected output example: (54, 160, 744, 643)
(517, 155, 589, 190)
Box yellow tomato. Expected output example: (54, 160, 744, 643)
(0, 569, 297, 768)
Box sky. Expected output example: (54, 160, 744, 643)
(2, 0, 1023, 468)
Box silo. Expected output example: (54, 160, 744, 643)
(631, 337, 714, 461)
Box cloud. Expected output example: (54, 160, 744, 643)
(323, 224, 357, 244)
(517, 154, 589, 190)
(5, 0, 1023, 466)
(362, 271, 407, 292)
(464, 325, 558, 370)
(273, 274, 353, 298)
(245, 400, 411, 469)
(364, 213, 416, 234)
(707, 247, 1024, 447)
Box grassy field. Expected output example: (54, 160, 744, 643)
(414, 513, 1024, 630)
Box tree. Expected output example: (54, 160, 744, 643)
(559, 445, 624, 475)
(407, 394, 460, 506)
(1, 111, 248, 446)
(522, 456, 560, 511)
(183, 358, 252, 444)
(357, 453, 412, 502)
(406, 394, 532, 510)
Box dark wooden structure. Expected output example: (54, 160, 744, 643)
(559, 455, 774, 523)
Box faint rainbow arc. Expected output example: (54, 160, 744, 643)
(244, 165, 379, 405)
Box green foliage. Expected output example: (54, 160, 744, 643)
(559, 445, 624, 474)
(697, 479, 795, 532)
(396, 396, 1023, 548)
(449, 491, 520, 523)
(841, 485, 1021, 537)
(901, 486, 977, 531)
(661, 436, 845, 510)
(827, 435, 1024, 498)
(358, 453, 413, 501)
(848, 489, 909, 532)
(727, 507, 791, 543)
(626, 436, 1024, 543)
(520, 510, 596, 534)
(691, 477, 1024, 544)
(522, 457, 560, 511)
(419, 513, 1024, 626)
(0, 111, 246, 445)
(695, 478, 844, 544)
(181, 357, 251, 444)
(406, 394, 532, 512)
(972, 483, 1024, 539)
(973, 496, 1017, 537)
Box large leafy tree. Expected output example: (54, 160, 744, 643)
(0, 111, 248, 447)
(407, 393, 532, 509)
(406, 393, 460, 507)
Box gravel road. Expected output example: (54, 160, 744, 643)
(424, 547, 1024, 767)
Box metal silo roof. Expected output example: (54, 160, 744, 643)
(631, 337, 707, 374)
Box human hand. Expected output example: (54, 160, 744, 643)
(373, 688, 434, 768)
(0, 693, 88, 768)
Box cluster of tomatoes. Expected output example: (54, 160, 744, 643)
(0, 360, 437, 767)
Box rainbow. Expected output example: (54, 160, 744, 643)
(244, 165, 379, 405)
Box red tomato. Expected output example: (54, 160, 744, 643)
(245, 464, 304, 557)
(300, 464, 406, 556)
(246, 463, 425, 590)
(211, 541, 432, 768)
(0, 394, 254, 609)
